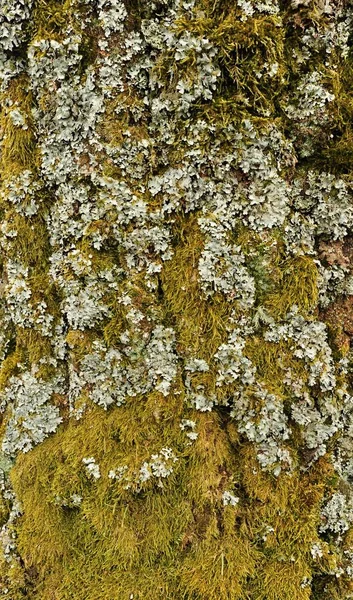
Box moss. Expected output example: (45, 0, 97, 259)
(7, 391, 334, 598)
(173, 8, 287, 116)
(245, 336, 307, 397)
(8, 399, 186, 598)
(0, 349, 26, 391)
(0, 80, 35, 175)
(161, 214, 233, 361)
(264, 254, 319, 318)
(97, 95, 149, 148)
(179, 537, 258, 600)
(18, 329, 55, 378)
(320, 57, 353, 174)
(0, 555, 31, 599)
(32, 0, 75, 39)
(4, 212, 51, 269)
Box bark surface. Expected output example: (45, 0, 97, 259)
(1, 0, 353, 599)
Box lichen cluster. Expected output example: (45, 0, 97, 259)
(1, 0, 353, 598)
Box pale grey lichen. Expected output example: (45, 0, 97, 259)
(108, 465, 128, 481)
(285, 72, 335, 124)
(108, 448, 179, 492)
(236, 0, 279, 20)
(319, 493, 353, 537)
(222, 491, 240, 506)
(69, 324, 178, 412)
(264, 309, 336, 391)
(214, 331, 256, 387)
(1, 371, 63, 456)
(98, 0, 127, 36)
(1, 170, 42, 216)
(290, 171, 353, 241)
(198, 240, 256, 306)
(0, 471, 21, 565)
(0, 0, 32, 52)
(311, 542, 324, 560)
(73, 342, 126, 409)
(231, 384, 292, 476)
(138, 447, 178, 488)
(179, 419, 198, 442)
(82, 457, 101, 480)
(3, 258, 55, 336)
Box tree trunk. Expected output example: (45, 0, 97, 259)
(1, 0, 353, 598)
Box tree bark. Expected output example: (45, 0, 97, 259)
(1, 0, 353, 598)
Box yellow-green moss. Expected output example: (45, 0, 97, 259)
(161, 215, 233, 361)
(264, 255, 318, 318)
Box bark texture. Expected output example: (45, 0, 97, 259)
(1, 0, 353, 598)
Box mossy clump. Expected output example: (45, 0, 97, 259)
(161, 214, 233, 361)
(264, 255, 319, 318)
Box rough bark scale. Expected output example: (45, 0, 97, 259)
(1, 0, 353, 598)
